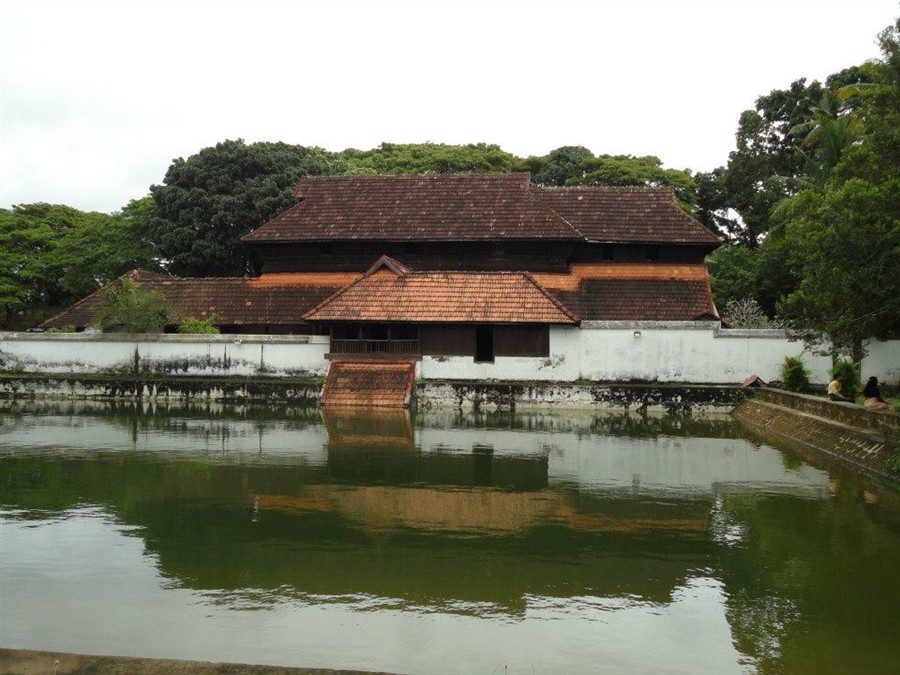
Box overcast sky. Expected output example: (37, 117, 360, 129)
(1, 0, 897, 213)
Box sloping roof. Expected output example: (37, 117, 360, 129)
(303, 261, 580, 324)
(242, 173, 582, 243)
(320, 361, 416, 408)
(43, 261, 719, 329)
(532, 264, 720, 321)
(41, 270, 360, 328)
(535, 186, 722, 245)
(242, 173, 721, 247)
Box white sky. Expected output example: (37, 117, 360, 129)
(1, 0, 897, 213)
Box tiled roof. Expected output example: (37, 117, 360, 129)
(42, 270, 359, 328)
(532, 264, 719, 321)
(242, 173, 721, 247)
(535, 186, 722, 245)
(303, 263, 579, 325)
(321, 361, 416, 408)
(43, 262, 718, 329)
(242, 173, 581, 243)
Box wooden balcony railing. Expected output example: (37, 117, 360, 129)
(330, 339, 420, 355)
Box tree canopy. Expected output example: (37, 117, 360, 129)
(148, 140, 339, 277)
(338, 142, 524, 175)
(776, 20, 900, 357)
(0, 202, 157, 327)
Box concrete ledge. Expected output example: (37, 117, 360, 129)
(0, 373, 322, 404)
(0, 374, 746, 412)
(733, 388, 899, 481)
(754, 387, 899, 438)
(0, 648, 391, 675)
(417, 381, 745, 413)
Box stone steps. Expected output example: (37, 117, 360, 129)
(320, 360, 416, 408)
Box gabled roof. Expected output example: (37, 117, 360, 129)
(242, 173, 582, 243)
(303, 258, 579, 325)
(242, 173, 721, 247)
(41, 270, 360, 328)
(535, 186, 722, 246)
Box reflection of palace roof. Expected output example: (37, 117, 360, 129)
(250, 486, 711, 536)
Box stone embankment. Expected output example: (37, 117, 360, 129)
(0, 373, 746, 413)
(0, 649, 392, 675)
(732, 387, 899, 481)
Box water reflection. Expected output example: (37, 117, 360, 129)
(2, 400, 899, 674)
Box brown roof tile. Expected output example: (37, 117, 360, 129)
(532, 264, 719, 321)
(536, 186, 722, 245)
(303, 263, 579, 324)
(242, 173, 581, 243)
(42, 270, 360, 328)
(242, 173, 721, 247)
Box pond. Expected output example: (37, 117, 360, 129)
(1, 401, 899, 675)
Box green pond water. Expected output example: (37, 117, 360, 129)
(0, 400, 898, 675)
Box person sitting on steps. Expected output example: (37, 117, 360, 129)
(862, 376, 892, 411)
(827, 375, 854, 403)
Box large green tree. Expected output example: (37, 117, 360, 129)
(148, 140, 339, 277)
(568, 154, 698, 209)
(696, 67, 870, 245)
(778, 21, 900, 359)
(0, 203, 156, 328)
(339, 142, 523, 175)
(526, 145, 593, 186)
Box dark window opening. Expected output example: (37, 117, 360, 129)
(646, 245, 660, 262)
(475, 326, 494, 363)
(362, 324, 389, 340)
(601, 244, 615, 262)
(320, 243, 332, 255)
(391, 325, 418, 340)
(332, 324, 359, 340)
(402, 242, 418, 255)
(490, 244, 505, 258)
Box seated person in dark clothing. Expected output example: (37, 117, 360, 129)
(863, 376, 891, 411)
(827, 375, 854, 403)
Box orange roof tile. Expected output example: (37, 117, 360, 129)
(303, 264, 579, 325)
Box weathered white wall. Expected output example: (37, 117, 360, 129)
(577, 322, 840, 384)
(0, 333, 330, 377)
(865, 339, 900, 384)
(418, 324, 851, 385)
(2, 327, 897, 385)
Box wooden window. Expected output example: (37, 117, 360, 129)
(475, 326, 494, 363)
(420, 325, 473, 356)
(494, 325, 550, 357)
